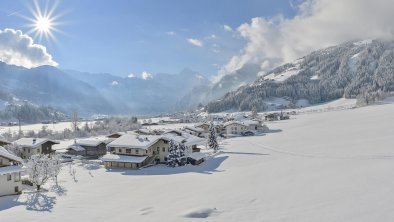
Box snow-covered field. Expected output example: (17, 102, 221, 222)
(1, 102, 394, 221)
(0, 121, 98, 135)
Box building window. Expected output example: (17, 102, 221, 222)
(28, 149, 30, 153)
(14, 172, 20, 182)
(162, 147, 165, 152)
(145, 150, 148, 154)
(136, 163, 140, 168)
(163, 140, 168, 144)
(118, 148, 122, 153)
(136, 150, 139, 154)
(7, 174, 11, 181)
(15, 186, 19, 193)
(157, 147, 159, 152)
(0, 159, 2, 166)
(126, 149, 131, 154)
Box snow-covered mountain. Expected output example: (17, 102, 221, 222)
(207, 39, 394, 112)
(0, 62, 209, 115)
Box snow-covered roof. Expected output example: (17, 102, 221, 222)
(14, 138, 59, 148)
(162, 132, 206, 146)
(0, 139, 10, 145)
(195, 122, 210, 128)
(101, 153, 147, 163)
(0, 146, 22, 163)
(0, 165, 23, 175)
(67, 145, 86, 152)
(75, 138, 106, 147)
(188, 152, 206, 161)
(242, 120, 260, 125)
(107, 134, 162, 150)
(184, 126, 205, 133)
(223, 121, 247, 127)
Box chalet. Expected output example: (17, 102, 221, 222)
(66, 138, 107, 158)
(0, 139, 11, 147)
(102, 134, 161, 169)
(223, 119, 268, 136)
(102, 130, 205, 169)
(14, 138, 59, 159)
(0, 147, 23, 196)
(223, 121, 248, 136)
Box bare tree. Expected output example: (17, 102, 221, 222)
(26, 155, 51, 191)
(71, 112, 79, 143)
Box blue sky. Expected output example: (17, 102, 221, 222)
(0, 0, 297, 77)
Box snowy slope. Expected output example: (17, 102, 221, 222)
(1, 103, 394, 221)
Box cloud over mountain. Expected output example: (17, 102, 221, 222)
(0, 29, 58, 68)
(216, 0, 394, 82)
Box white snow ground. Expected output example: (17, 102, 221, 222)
(1, 102, 394, 221)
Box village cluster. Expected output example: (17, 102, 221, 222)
(0, 111, 288, 197)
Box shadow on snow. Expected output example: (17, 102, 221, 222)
(106, 155, 229, 176)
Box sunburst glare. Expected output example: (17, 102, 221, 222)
(23, 0, 64, 42)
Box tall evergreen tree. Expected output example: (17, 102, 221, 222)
(167, 139, 178, 167)
(208, 122, 219, 152)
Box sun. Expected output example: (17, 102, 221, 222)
(35, 16, 52, 33)
(23, 0, 63, 42)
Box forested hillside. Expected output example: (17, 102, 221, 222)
(207, 40, 394, 112)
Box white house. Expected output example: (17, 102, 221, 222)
(224, 120, 268, 136)
(0, 147, 23, 196)
(14, 138, 59, 159)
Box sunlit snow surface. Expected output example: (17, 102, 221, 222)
(1, 101, 394, 221)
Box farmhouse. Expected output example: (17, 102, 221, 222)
(66, 138, 108, 158)
(102, 130, 205, 169)
(0, 147, 23, 196)
(223, 120, 267, 136)
(14, 138, 59, 159)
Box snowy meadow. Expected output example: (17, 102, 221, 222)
(1, 101, 394, 221)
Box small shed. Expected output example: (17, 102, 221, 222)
(187, 152, 206, 165)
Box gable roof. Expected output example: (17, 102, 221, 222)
(14, 138, 59, 148)
(0, 139, 11, 145)
(0, 146, 22, 163)
(223, 121, 248, 127)
(107, 134, 162, 150)
(75, 138, 107, 147)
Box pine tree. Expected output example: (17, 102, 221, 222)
(178, 143, 188, 166)
(208, 122, 219, 152)
(167, 139, 178, 167)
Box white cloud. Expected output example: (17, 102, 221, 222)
(127, 73, 135, 78)
(223, 25, 233, 32)
(141, 71, 153, 80)
(0, 28, 57, 68)
(216, 0, 394, 81)
(110, 80, 119, 86)
(187, 38, 203, 47)
(166, 31, 176, 36)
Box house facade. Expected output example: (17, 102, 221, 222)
(224, 121, 248, 136)
(14, 138, 59, 159)
(0, 147, 23, 196)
